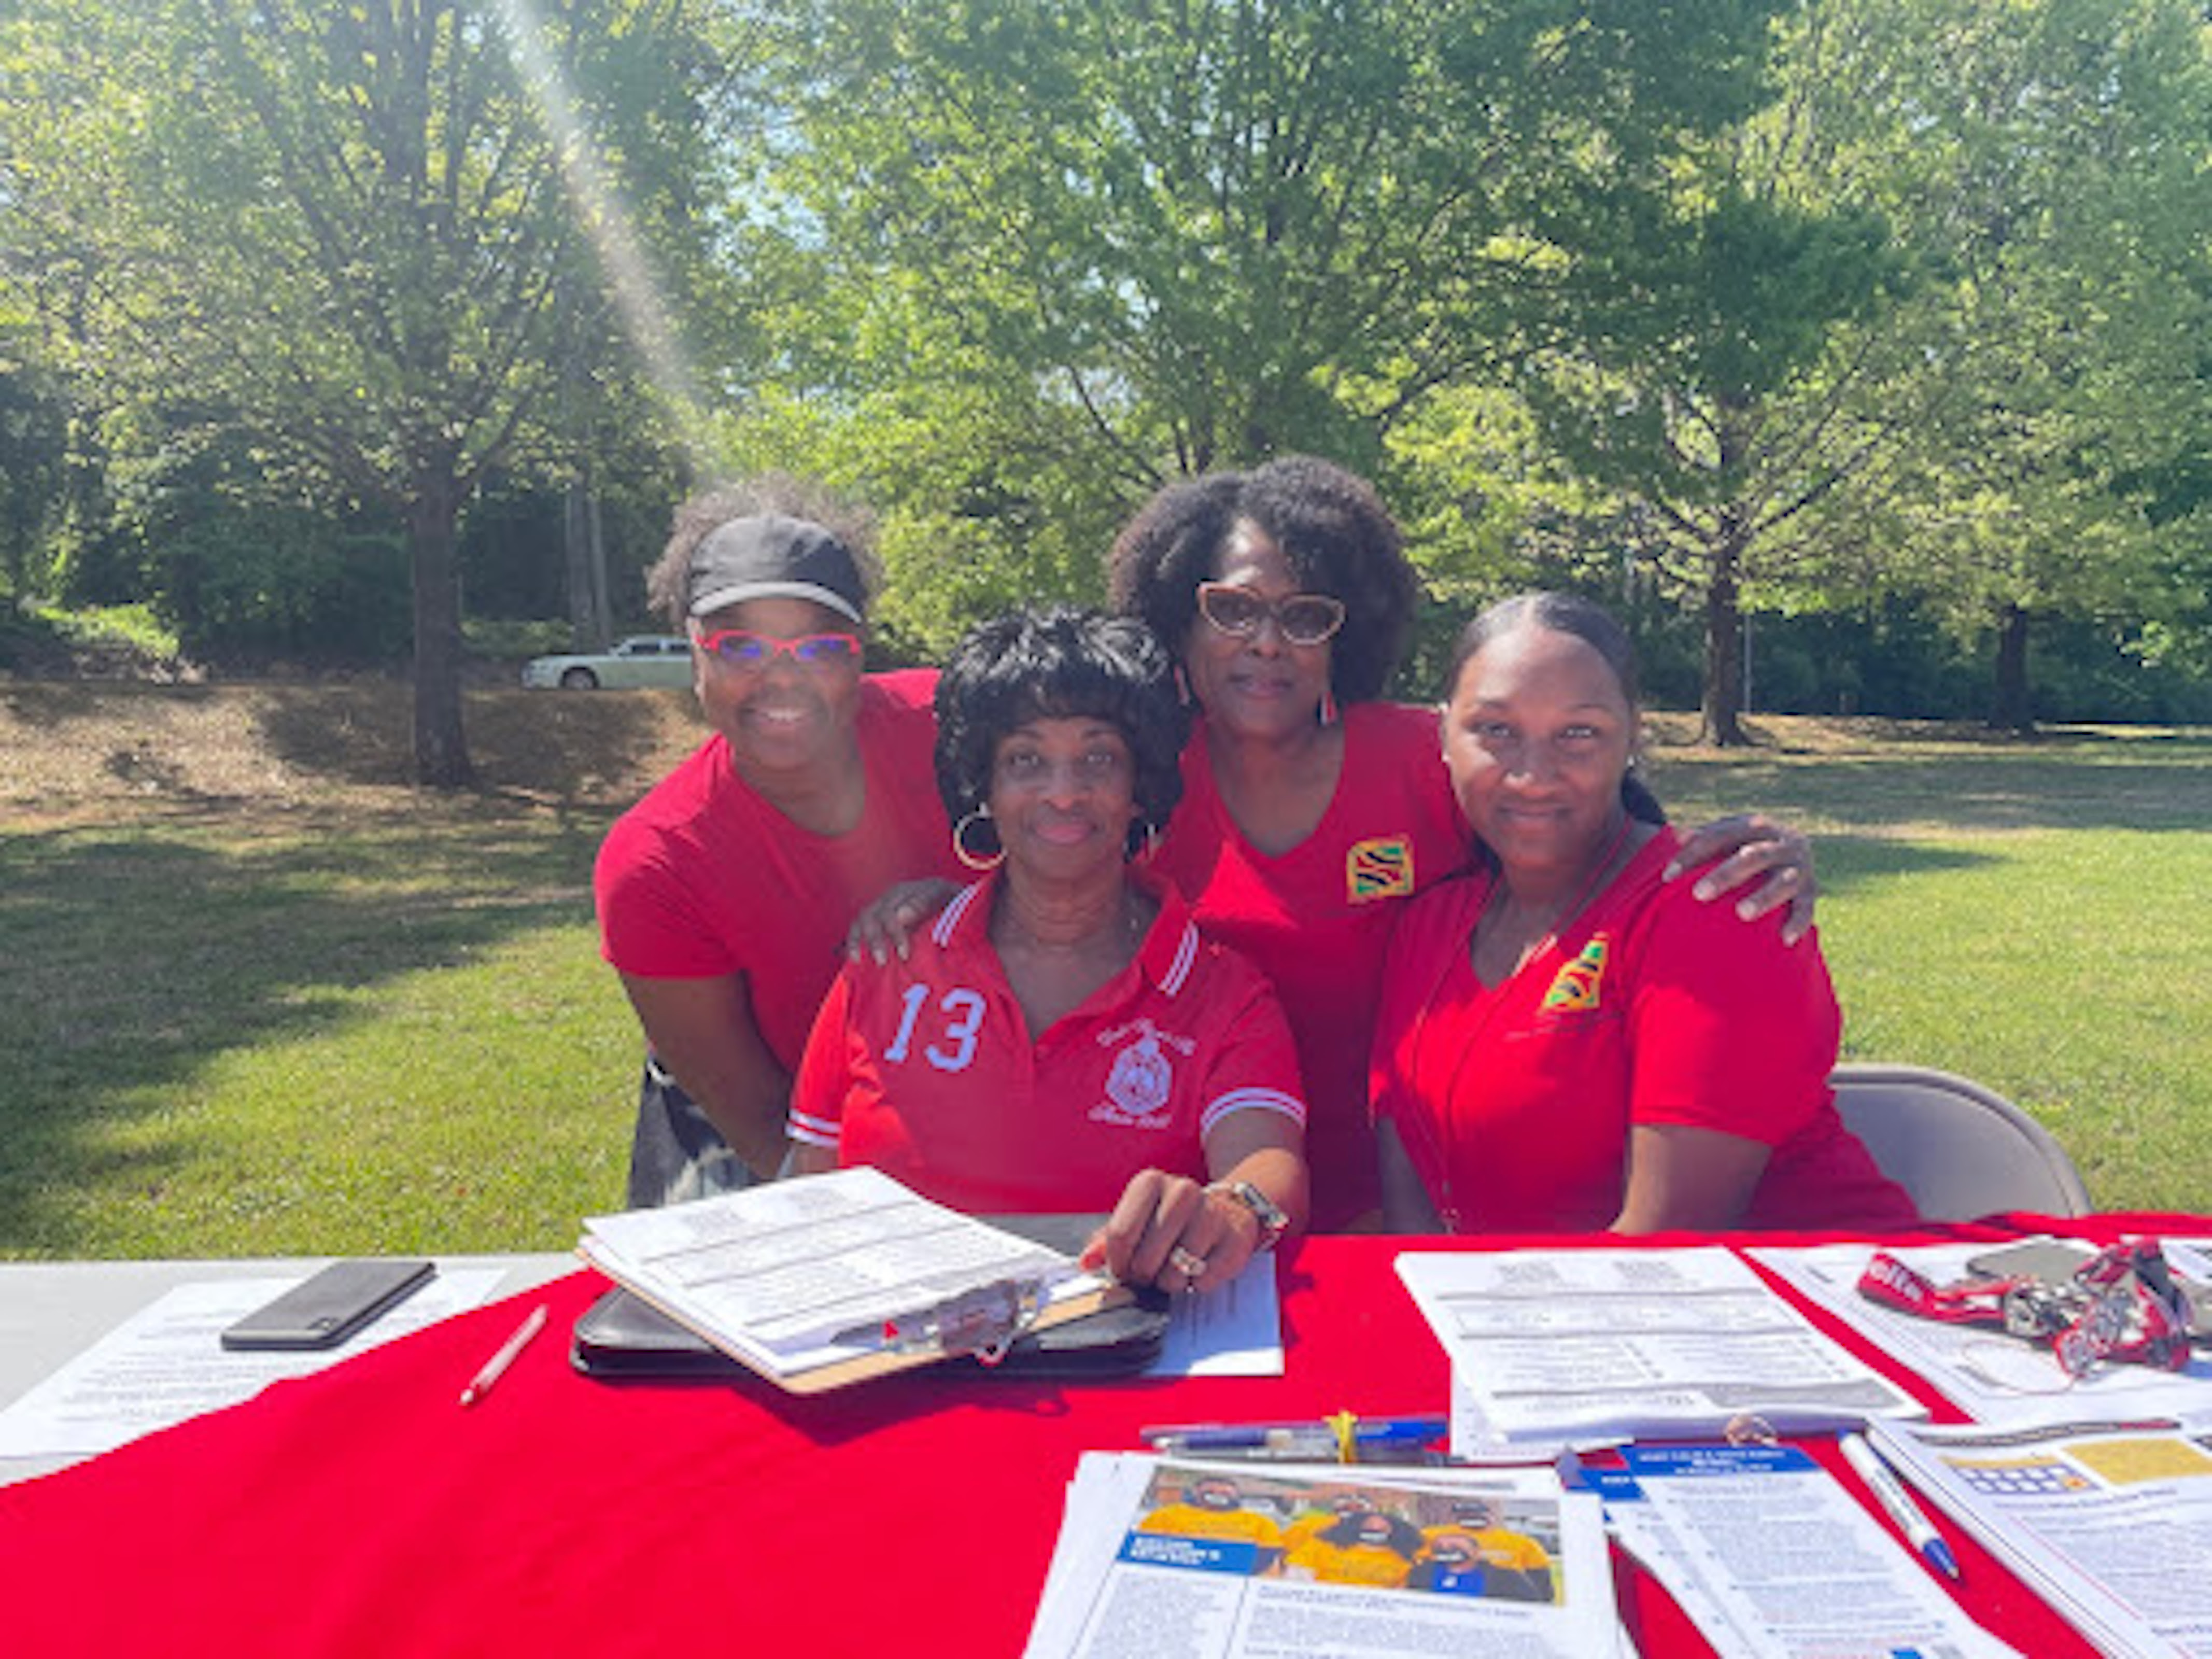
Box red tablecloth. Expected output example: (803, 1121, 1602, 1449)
(3, 1217, 2196, 1657)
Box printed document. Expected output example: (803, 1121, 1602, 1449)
(1397, 1247, 1923, 1456)
(1870, 1414, 2212, 1659)
(1750, 1240, 2212, 1426)
(579, 1167, 1114, 1388)
(1025, 1456, 1618, 1658)
(1578, 1443, 2021, 1659)
(0, 1269, 502, 1459)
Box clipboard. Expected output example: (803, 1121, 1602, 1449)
(571, 1279, 1172, 1385)
(573, 1176, 1157, 1393)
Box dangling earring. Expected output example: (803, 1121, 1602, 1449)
(1318, 685, 1340, 727)
(1173, 664, 1193, 708)
(1124, 818, 1161, 864)
(952, 806, 1004, 872)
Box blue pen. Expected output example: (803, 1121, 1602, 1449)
(1142, 1412, 1449, 1461)
(1840, 1432, 1962, 1581)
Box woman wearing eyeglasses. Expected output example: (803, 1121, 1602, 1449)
(1107, 456, 1818, 1229)
(595, 487, 959, 1205)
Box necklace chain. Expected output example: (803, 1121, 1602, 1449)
(1473, 811, 1636, 981)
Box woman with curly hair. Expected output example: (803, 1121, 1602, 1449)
(788, 607, 1308, 1296)
(1104, 456, 1817, 1228)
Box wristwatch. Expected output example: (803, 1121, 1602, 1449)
(1208, 1179, 1290, 1253)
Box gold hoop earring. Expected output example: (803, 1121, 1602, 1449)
(952, 807, 1004, 872)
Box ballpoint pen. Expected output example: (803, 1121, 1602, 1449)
(1142, 1412, 1449, 1463)
(1840, 1431, 1961, 1580)
(458, 1304, 549, 1409)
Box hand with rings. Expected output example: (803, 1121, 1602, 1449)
(1080, 1169, 1260, 1297)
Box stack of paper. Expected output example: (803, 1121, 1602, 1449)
(1396, 1247, 1926, 1456)
(1579, 1443, 2023, 1659)
(577, 1167, 1118, 1392)
(1869, 1414, 2212, 1659)
(1025, 1455, 1621, 1657)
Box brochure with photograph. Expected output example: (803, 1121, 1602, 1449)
(1024, 1457, 1619, 1658)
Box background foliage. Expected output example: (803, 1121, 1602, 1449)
(2, 0, 2207, 741)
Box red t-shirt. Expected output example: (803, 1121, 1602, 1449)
(1152, 701, 1468, 1228)
(1370, 830, 1917, 1233)
(787, 871, 1306, 1215)
(594, 670, 955, 1069)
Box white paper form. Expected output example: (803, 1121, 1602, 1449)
(1148, 1252, 1283, 1378)
(1870, 1414, 2212, 1659)
(579, 1166, 1106, 1378)
(1578, 1443, 2021, 1659)
(1749, 1241, 2212, 1427)
(1025, 1456, 1618, 1659)
(0, 1269, 503, 1459)
(1398, 1247, 1924, 1456)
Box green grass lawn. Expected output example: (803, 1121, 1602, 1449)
(2, 687, 2206, 1258)
(1648, 718, 2212, 1215)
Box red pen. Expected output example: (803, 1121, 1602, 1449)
(458, 1305, 549, 1408)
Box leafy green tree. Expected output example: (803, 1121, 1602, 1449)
(1, 0, 725, 782)
(1503, 8, 1913, 744)
(732, 0, 1784, 629)
(0, 310, 70, 602)
(1840, 0, 2212, 730)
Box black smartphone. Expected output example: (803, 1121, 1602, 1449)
(219, 1258, 437, 1351)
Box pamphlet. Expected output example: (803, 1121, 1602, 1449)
(577, 1166, 1122, 1391)
(1869, 1413, 2212, 1658)
(1397, 1247, 1925, 1456)
(1024, 1456, 1618, 1658)
(1577, 1443, 2021, 1659)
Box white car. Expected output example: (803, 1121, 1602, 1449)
(520, 635, 695, 690)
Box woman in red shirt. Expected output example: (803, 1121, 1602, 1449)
(1370, 592, 1915, 1234)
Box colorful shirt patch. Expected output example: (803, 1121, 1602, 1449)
(1345, 837, 1414, 903)
(1542, 935, 1610, 1012)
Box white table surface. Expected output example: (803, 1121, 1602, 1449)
(0, 1254, 580, 1484)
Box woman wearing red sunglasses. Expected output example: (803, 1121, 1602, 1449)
(595, 487, 959, 1205)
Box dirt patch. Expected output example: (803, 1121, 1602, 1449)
(2, 680, 709, 824)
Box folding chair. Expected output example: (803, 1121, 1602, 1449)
(1829, 1062, 2093, 1221)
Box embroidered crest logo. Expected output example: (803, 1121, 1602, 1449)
(1542, 935, 1611, 1013)
(1346, 837, 1414, 903)
(1093, 1018, 1194, 1127)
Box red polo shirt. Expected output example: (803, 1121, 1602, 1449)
(788, 871, 1306, 1214)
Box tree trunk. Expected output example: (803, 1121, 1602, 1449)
(408, 475, 475, 789)
(1699, 535, 1751, 747)
(1698, 406, 1755, 748)
(1990, 602, 2034, 734)
(564, 476, 611, 650)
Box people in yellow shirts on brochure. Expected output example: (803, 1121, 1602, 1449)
(1283, 1508, 1426, 1589)
(1279, 1489, 1376, 1554)
(1136, 1475, 1284, 1549)
(1421, 1498, 1555, 1602)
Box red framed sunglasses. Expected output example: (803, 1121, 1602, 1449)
(691, 628, 864, 670)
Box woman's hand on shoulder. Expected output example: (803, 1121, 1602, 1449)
(1665, 812, 1817, 946)
(1080, 1170, 1259, 1296)
(844, 878, 961, 965)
